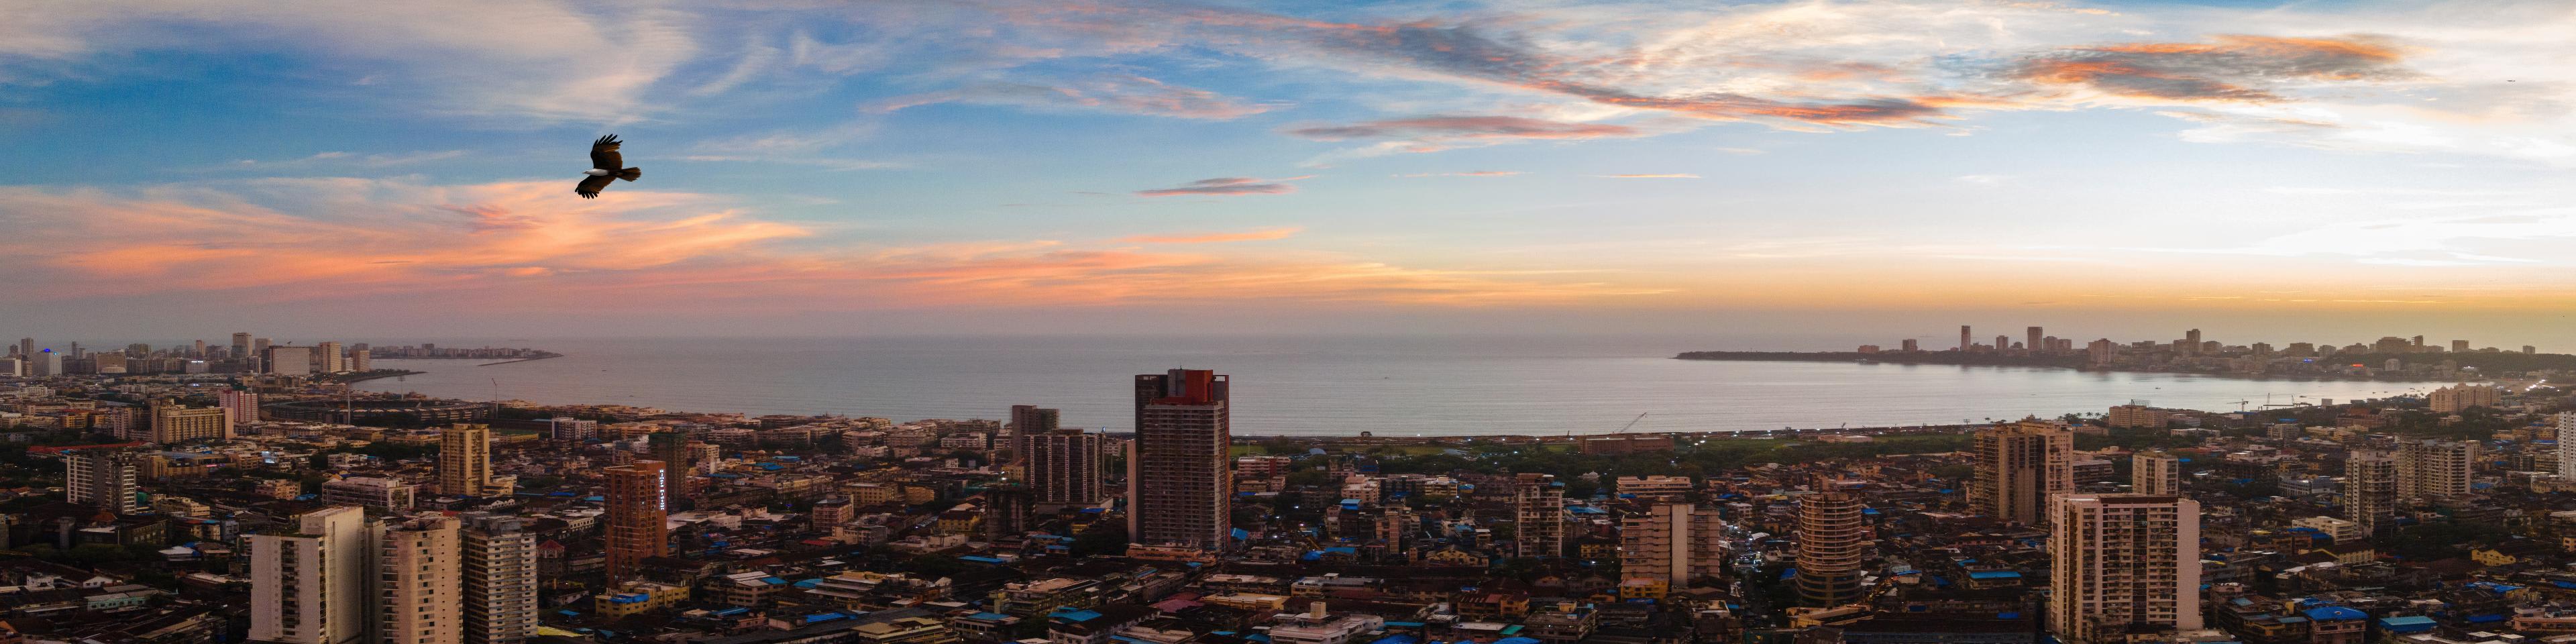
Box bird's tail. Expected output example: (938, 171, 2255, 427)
(618, 167, 641, 181)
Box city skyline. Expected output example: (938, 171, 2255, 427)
(5, 1, 2576, 338)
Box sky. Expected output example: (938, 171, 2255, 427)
(2, 0, 2573, 346)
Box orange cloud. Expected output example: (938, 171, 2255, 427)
(2017, 34, 2410, 102)
(1119, 227, 1303, 244)
(1136, 176, 1304, 197)
(0, 179, 1658, 311)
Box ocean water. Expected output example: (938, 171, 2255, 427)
(354, 335, 2440, 436)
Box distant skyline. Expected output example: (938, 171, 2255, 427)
(4, 1, 2573, 339)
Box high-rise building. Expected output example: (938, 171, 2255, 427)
(2048, 494, 2201, 644)
(231, 333, 252, 360)
(1959, 325, 1971, 352)
(1620, 502, 1727, 588)
(316, 341, 345, 373)
(2027, 327, 2043, 355)
(1794, 491, 1869, 606)
(1127, 369, 1231, 548)
(1970, 418, 2074, 525)
(15, 337, 30, 359)
(192, 339, 205, 357)
(604, 462, 669, 584)
(1025, 428, 1102, 508)
(2453, 339, 2471, 354)
(2132, 451, 2182, 496)
(1900, 339, 1918, 352)
(262, 345, 311, 376)
(1009, 404, 1061, 459)
(31, 350, 59, 376)
(1513, 473, 1564, 558)
(461, 513, 539, 644)
(251, 506, 371, 644)
(647, 432, 690, 509)
(350, 349, 370, 372)
(2343, 450, 2397, 537)
(2086, 339, 2115, 366)
(376, 516, 462, 644)
(441, 424, 496, 497)
(149, 399, 233, 444)
(2396, 439, 2474, 501)
(2426, 384, 2502, 413)
(2559, 413, 2576, 480)
(65, 449, 142, 513)
(218, 388, 260, 424)
(2185, 328, 2202, 348)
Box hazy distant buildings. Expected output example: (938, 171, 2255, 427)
(2428, 384, 2502, 413)
(1959, 325, 1971, 352)
(1794, 491, 1868, 606)
(604, 462, 669, 584)
(1128, 369, 1232, 548)
(262, 345, 311, 376)
(217, 388, 260, 423)
(2105, 404, 2162, 429)
(1514, 473, 1564, 558)
(65, 449, 142, 513)
(1970, 418, 2074, 525)
(2048, 494, 2201, 644)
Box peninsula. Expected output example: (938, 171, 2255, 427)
(1678, 325, 2576, 381)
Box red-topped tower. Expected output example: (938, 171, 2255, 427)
(1128, 369, 1231, 548)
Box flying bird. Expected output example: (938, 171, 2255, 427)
(575, 134, 643, 199)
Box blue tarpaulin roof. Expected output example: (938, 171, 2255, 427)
(1968, 571, 2022, 580)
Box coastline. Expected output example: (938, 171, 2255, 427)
(1673, 350, 2463, 383)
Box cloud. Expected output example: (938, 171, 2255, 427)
(2, 1, 700, 121)
(0, 178, 1657, 309)
(2015, 35, 2412, 102)
(1119, 227, 1303, 244)
(1395, 170, 1524, 177)
(1289, 115, 1635, 142)
(223, 150, 466, 170)
(1597, 174, 1699, 179)
(1135, 176, 1306, 197)
(880, 74, 1273, 120)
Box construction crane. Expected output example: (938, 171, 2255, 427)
(2226, 399, 2250, 411)
(1613, 413, 1650, 434)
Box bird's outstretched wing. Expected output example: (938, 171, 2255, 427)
(576, 174, 614, 199)
(590, 134, 623, 171)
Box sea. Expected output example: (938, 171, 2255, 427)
(345, 335, 2446, 436)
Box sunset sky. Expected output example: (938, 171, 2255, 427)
(3, 1, 2573, 344)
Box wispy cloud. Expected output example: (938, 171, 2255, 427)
(2015, 35, 2410, 103)
(1596, 174, 1699, 179)
(1136, 176, 1308, 197)
(1119, 227, 1303, 244)
(880, 74, 1275, 120)
(1395, 170, 1525, 178)
(220, 150, 466, 170)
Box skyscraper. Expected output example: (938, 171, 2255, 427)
(1618, 502, 1728, 588)
(647, 431, 690, 510)
(376, 516, 462, 644)
(1127, 369, 1231, 548)
(462, 513, 539, 644)
(65, 449, 142, 513)
(2027, 327, 2043, 355)
(231, 333, 251, 360)
(441, 424, 495, 497)
(1009, 404, 1061, 458)
(2049, 494, 2202, 644)
(262, 345, 311, 376)
(2559, 412, 2576, 479)
(604, 462, 669, 584)
(2343, 450, 2397, 537)
(1794, 491, 1869, 606)
(251, 506, 370, 644)
(2396, 439, 2474, 501)
(149, 399, 233, 444)
(1513, 472, 1564, 558)
(2132, 451, 2182, 496)
(219, 388, 260, 424)
(1959, 325, 1971, 352)
(14, 337, 29, 359)
(316, 341, 345, 372)
(1970, 418, 2074, 525)
(1026, 427, 1102, 508)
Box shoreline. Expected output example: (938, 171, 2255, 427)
(1673, 350, 2463, 383)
